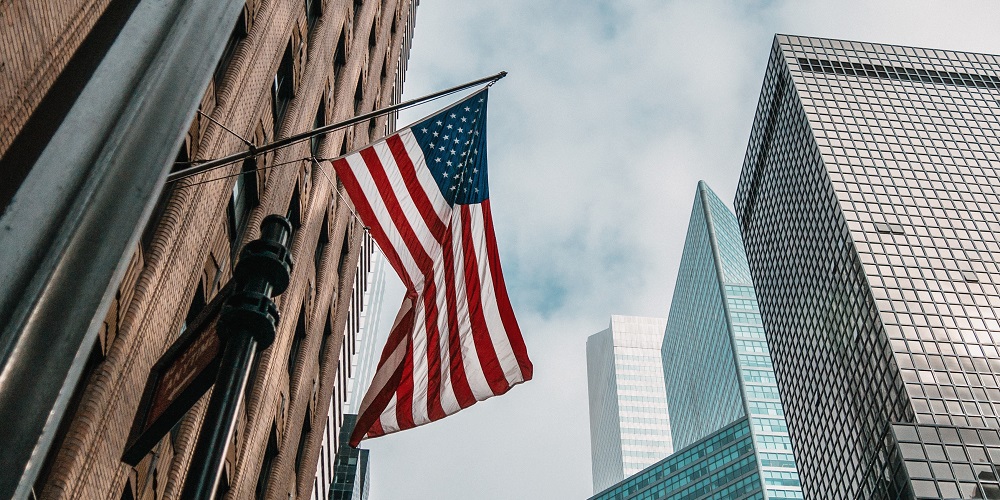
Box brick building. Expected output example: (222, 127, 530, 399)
(1, 0, 416, 498)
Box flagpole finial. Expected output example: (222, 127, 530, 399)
(488, 71, 506, 88)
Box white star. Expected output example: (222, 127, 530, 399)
(441, 172, 448, 178)
(434, 158, 441, 163)
(460, 117, 467, 123)
(464, 106, 471, 111)
(472, 168, 478, 173)
(478, 99, 483, 103)
(454, 174, 461, 179)
(429, 142, 435, 148)
(450, 113, 457, 118)
(454, 138, 460, 144)
(474, 188, 479, 193)
(432, 131, 439, 137)
(421, 128, 428, 133)
(468, 177, 474, 183)
(457, 127, 464, 133)
(436, 120, 443, 126)
(449, 149, 456, 155)
(446, 124, 453, 129)
(461, 151, 467, 157)
(447, 160, 453, 166)
(443, 135, 449, 140)
(450, 186, 456, 191)
(439, 146, 445, 151)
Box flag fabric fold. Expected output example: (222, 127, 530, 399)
(331, 89, 532, 447)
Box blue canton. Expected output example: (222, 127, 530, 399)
(411, 89, 489, 205)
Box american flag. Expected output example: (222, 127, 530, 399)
(332, 89, 533, 446)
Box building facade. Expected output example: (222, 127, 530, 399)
(312, 237, 385, 500)
(588, 315, 674, 493)
(2, 1, 418, 499)
(590, 418, 764, 500)
(735, 35, 1000, 499)
(660, 182, 802, 499)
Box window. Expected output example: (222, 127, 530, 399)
(227, 157, 259, 255)
(288, 306, 307, 377)
(295, 407, 312, 473)
(306, 0, 322, 36)
(180, 283, 206, 335)
(311, 99, 326, 158)
(272, 41, 295, 131)
(255, 425, 279, 499)
(286, 184, 301, 231)
(214, 9, 247, 99)
(353, 77, 364, 115)
(314, 210, 329, 273)
(319, 311, 332, 364)
(333, 30, 347, 81)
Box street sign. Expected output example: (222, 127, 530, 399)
(122, 282, 234, 466)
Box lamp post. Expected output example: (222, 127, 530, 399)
(181, 214, 294, 500)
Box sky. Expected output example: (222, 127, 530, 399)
(363, 1, 1000, 498)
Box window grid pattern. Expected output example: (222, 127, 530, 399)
(736, 34, 1000, 499)
(590, 418, 763, 500)
(589, 316, 674, 493)
(662, 185, 744, 450)
(663, 183, 802, 498)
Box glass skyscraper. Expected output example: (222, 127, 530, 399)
(591, 182, 801, 500)
(588, 315, 674, 493)
(736, 35, 1000, 499)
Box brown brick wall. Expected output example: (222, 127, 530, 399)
(0, 0, 111, 156)
(26, 0, 415, 498)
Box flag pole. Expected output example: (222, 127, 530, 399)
(167, 71, 507, 183)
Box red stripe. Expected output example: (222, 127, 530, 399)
(331, 157, 415, 291)
(459, 205, 509, 394)
(394, 332, 416, 430)
(359, 148, 436, 282)
(420, 281, 447, 421)
(441, 222, 476, 408)
(481, 200, 532, 380)
(387, 135, 448, 244)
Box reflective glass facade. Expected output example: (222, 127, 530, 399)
(735, 35, 1000, 499)
(590, 418, 763, 500)
(661, 182, 801, 499)
(330, 414, 370, 500)
(588, 316, 674, 493)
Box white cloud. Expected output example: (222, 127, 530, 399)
(369, 1, 1000, 498)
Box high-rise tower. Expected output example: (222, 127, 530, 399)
(662, 181, 801, 498)
(736, 35, 1000, 499)
(590, 183, 801, 500)
(587, 315, 673, 493)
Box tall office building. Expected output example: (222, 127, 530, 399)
(1, 1, 418, 499)
(587, 315, 673, 493)
(590, 182, 801, 500)
(736, 35, 1000, 499)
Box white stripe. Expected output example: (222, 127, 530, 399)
(432, 254, 462, 415)
(344, 152, 424, 290)
(398, 129, 452, 222)
(379, 393, 400, 434)
(449, 209, 493, 400)
(408, 297, 431, 426)
(465, 205, 523, 385)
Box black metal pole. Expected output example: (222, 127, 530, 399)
(166, 71, 507, 183)
(181, 215, 294, 500)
